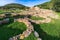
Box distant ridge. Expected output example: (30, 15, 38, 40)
(0, 3, 29, 10)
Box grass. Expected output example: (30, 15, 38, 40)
(0, 12, 60, 40)
(30, 12, 60, 40)
(40, 19, 60, 40)
(0, 22, 27, 40)
(0, 10, 4, 14)
(24, 32, 37, 40)
(30, 16, 45, 20)
(31, 19, 60, 40)
(0, 9, 23, 14)
(0, 21, 37, 40)
(39, 13, 60, 40)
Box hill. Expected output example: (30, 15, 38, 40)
(0, 3, 29, 10)
(35, 0, 60, 12)
(0, 3, 29, 13)
(35, 2, 51, 9)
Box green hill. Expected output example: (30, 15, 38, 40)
(0, 3, 29, 13)
(35, 0, 60, 12)
(35, 2, 51, 9)
(0, 3, 29, 10)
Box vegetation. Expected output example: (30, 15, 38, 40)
(24, 32, 37, 40)
(0, 3, 29, 10)
(0, 21, 38, 40)
(0, 3, 29, 13)
(0, 1, 60, 40)
(30, 16, 45, 20)
(35, 0, 60, 12)
(52, 0, 60, 12)
(0, 13, 60, 40)
(40, 19, 60, 40)
(31, 13, 60, 40)
(35, 2, 51, 9)
(0, 22, 27, 40)
(0, 18, 4, 20)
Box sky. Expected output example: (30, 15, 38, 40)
(0, 0, 50, 7)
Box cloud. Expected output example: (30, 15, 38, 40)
(0, 0, 16, 6)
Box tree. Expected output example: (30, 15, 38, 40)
(51, 0, 60, 12)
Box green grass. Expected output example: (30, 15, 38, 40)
(0, 21, 37, 40)
(0, 13, 60, 40)
(30, 16, 45, 20)
(39, 13, 60, 40)
(31, 19, 60, 40)
(0, 10, 4, 14)
(30, 13, 60, 40)
(40, 19, 60, 40)
(0, 9, 23, 14)
(0, 22, 27, 40)
(24, 32, 37, 40)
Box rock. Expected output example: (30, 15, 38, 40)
(9, 36, 18, 40)
(37, 38, 42, 40)
(9, 38, 13, 40)
(20, 34, 25, 39)
(34, 31, 39, 38)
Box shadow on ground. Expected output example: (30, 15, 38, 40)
(30, 22, 60, 40)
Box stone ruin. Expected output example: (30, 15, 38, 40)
(0, 7, 59, 40)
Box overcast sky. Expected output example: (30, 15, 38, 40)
(0, 0, 50, 7)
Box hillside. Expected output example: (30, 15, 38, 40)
(35, 2, 51, 9)
(35, 0, 60, 12)
(0, 3, 29, 10)
(0, 3, 29, 13)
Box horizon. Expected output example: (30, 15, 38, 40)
(0, 0, 50, 7)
